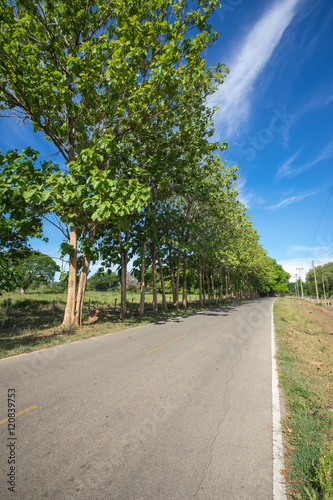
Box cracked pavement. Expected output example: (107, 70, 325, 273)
(0, 298, 274, 500)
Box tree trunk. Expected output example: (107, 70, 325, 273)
(218, 264, 223, 302)
(74, 252, 91, 326)
(138, 242, 147, 317)
(210, 269, 214, 304)
(199, 258, 203, 306)
(227, 276, 230, 301)
(138, 205, 150, 317)
(62, 131, 78, 327)
(152, 244, 158, 314)
(63, 226, 78, 327)
(182, 251, 187, 308)
(157, 255, 168, 311)
(202, 260, 206, 305)
(73, 225, 97, 326)
(174, 252, 181, 310)
(120, 249, 128, 319)
(169, 254, 176, 305)
(119, 230, 129, 320)
(206, 271, 211, 305)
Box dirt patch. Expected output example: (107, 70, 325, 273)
(285, 300, 333, 406)
(87, 308, 103, 323)
(299, 299, 333, 334)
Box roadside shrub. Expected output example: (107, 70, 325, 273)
(312, 443, 333, 498)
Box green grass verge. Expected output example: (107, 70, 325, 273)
(274, 298, 333, 499)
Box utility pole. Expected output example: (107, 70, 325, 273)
(322, 275, 326, 300)
(312, 261, 319, 304)
(294, 274, 298, 298)
(296, 267, 304, 298)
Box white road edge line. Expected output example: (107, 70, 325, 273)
(271, 301, 287, 499)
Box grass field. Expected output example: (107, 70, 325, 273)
(274, 298, 333, 500)
(0, 289, 211, 359)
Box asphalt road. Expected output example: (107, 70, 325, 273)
(0, 298, 276, 500)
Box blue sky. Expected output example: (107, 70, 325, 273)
(1, 0, 333, 281)
(207, 0, 333, 280)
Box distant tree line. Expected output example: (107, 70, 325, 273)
(287, 262, 333, 298)
(305, 262, 333, 298)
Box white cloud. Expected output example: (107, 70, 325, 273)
(212, 0, 301, 136)
(278, 259, 311, 282)
(237, 177, 265, 208)
(276, 140, 333, 179)
(268, 191, 316, 209)
(299, 89, 333, 115)
(278, 238, 333, 282)
(325, 93, 333, 105)
(287, 245, 329, 255)
(275, 149, 302, 179)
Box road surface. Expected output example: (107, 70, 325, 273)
(0, 298, 279, 499)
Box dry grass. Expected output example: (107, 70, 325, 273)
(0, 290, 210, 359)
(275, 298, 333, 407)
(274, 298, 333, 499)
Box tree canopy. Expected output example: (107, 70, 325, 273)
(0, 216, 32, 293)
(86, 268, 119, 292)
(10, 252, 60, 293)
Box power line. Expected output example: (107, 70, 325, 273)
(316, 253, 333, 266)
(305, 184, 333, 260)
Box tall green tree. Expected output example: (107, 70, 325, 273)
(0, 216, 31, 293)
(0, 0, 227, 326)
(305, 262, 333, 298)
(270, 260, 290, 296)
(0, 148, 48, 293)
(86, 268, 119, 292)
(10, 251, 60, 293)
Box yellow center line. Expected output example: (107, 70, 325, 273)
(0, 405, 38, 426)
(206, 318, 221, 326)
(146, 334, 187, 355)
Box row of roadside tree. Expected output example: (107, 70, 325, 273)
(0, 1, 290, 326)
